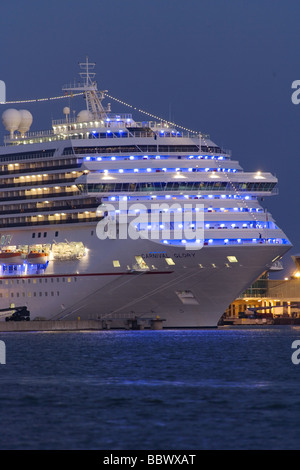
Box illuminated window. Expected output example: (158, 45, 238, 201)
(135, 256, 149, 269)
(227, 256, 238, 263)
(165, 258, 175, 266)
(113, 260, 120, 267)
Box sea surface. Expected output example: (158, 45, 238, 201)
(1, 326, 300, 450)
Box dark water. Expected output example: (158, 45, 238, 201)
(1, 326, 300, 450)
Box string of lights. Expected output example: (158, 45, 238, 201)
(0, 90, 205, 136)
(103, 92, 203, 135)
(0, 92, 85, 105)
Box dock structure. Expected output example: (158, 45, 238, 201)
(221, 257, 300, 326)
(0, 316, 166, 332)
(0, 319, 102, 332)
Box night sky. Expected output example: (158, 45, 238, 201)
(0, 0, 299, 276)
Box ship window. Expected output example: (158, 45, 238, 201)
(113, 260, 120, 267)
(68, 277, 71, 282)
(51, 291, 54, 296)
(34, 292, 36, 297)
(57, 291, 60, 296)
(39, 292, 42, 296)
(33, 279, 36, 284)
(32, 233, 35, 238)
(0, 293, 2, 298)
(45, 292, 48, 296)
(10, 293, 13, 297)
(16, 293, 19, 297)
(165, 258, 175, 266)
(227, 256, 238, 263)
(43, 232, 47, 238)
(55, 231, 59, 237)
(38, 232, 41, 238)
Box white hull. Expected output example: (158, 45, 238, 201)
(0, 224, 290, 327)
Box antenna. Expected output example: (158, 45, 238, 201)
(62, 56, 110, 120)
(78, 56, 96, 87)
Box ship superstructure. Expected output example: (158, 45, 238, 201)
(0, 58, 291, 327)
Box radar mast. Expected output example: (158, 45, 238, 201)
(63, 56, 110, 120)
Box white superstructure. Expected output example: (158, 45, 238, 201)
(0, 58, 292, 327)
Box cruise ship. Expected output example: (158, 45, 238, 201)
(0, 58, 292, 327)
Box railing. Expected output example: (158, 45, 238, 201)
(0, 162, 81, 176)
(0, 190, 80, 203)
(0, 201, 99, 216)
(0, 216, 100, 229)
(0, 176, 79, 189)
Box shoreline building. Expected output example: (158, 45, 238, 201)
(221, 256, 300, 325)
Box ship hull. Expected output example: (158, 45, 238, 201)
(0, 225, 291, 327)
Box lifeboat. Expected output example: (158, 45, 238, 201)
(0, 250, 24, 265)
(27, 251, 49, 265)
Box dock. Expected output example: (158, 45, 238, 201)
(0, 317, 166, 332)
(0, 320, 103, 332)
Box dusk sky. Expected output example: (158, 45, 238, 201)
(1, 0, 299, 275)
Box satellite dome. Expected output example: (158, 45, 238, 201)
(77, 110, 93, 123)
(63, 107, 70, 115)
(18, 109, 33, 136)
(2, 109, 21, 137)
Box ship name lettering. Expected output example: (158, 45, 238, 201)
(141, 253, 168, 259)
(174, 253, 195, 258)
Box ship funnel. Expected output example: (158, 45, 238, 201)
(2, 108, 21, 138)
